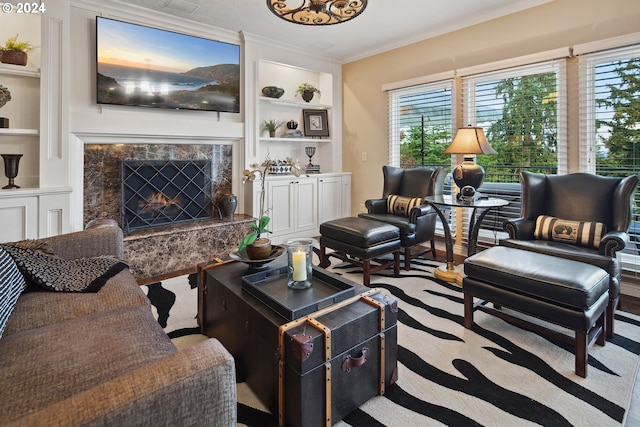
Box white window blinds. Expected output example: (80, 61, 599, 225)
(387, 80, 453, 168)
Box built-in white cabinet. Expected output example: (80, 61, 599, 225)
(268, 176, 318, 237)
(245, 172, 351, 244)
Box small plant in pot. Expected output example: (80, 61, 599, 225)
(239, 155, 300, 259)
(295, 83, 321, 103)
(1, 34, 36, 66)
(262, 119, 284, 137)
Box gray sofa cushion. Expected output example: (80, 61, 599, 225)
(0, 248, 26, 338)
(0, 305, 177, 424)
(3, 269, 149, 336)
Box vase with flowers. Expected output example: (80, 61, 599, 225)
(239, 155, 300, 259)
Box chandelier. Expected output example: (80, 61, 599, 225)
(267, 0, 368, 26)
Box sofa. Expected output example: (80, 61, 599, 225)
(0, 226, 237, 426)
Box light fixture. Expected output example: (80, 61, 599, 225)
(267, 0, 368, 26)
(443, 125, 497, 200)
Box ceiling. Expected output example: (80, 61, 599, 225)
(116, 0, 552, 63)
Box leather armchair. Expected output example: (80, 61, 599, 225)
(501, 171, 639, 338)
(358, 165, 445, 270)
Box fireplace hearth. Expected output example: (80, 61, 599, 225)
(121, 159, 213, 232)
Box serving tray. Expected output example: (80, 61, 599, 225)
(242, 265, 356, 320)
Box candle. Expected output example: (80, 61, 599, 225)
(292, 250, 307, 281)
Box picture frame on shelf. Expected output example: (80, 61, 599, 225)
(302, 109, 329, 137)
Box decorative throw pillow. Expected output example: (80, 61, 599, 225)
(0, 247, 27, 338)
(387, 194, 423, 217)
(0, 243, 128, 293)
(534, 215, 606, 249)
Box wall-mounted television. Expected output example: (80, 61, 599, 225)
(96, 16, 240, 113)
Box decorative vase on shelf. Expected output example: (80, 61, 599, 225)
(1, 50, 27, 66)
(219, 194, 237, 219)
(301, 90, 314, 103)
(1, 154, 23, 189)
(262, 86, 284, 99)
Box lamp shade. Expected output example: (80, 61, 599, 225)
(443, 126, 497, 155)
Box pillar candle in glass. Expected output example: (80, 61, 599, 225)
(285, 238, 314, 289)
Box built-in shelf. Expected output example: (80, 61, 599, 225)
(259, 96, 332, 110)
(0, 62, 40, 78)
(0, 128, 39, 136)
(260, 137, 331, 143)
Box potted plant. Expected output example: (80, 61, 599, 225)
(296, 83, 321, 103)
(262, 119, 284, 137)
(1, 34, 36, 66)
(239, 155, 300, 259)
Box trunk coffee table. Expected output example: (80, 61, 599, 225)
(198, 258, 398, 427)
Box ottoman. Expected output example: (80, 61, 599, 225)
(463, 246, 609, 378)
(319, 217, 401, 286)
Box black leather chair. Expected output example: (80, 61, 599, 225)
(501, 171, 639, 338)
(359, 166, 445, 270)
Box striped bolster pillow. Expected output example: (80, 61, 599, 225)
(387, 195, 423, 217)
(534, 215, 606, 249)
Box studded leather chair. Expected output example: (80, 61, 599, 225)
(501, 171, 639, 338)
(358, 166, 445, 270)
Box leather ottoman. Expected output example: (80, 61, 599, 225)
(463, 246, 609, 378)
(319, 217, 401, 286)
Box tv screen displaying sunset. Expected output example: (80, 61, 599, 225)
(96, 16, 240, 113)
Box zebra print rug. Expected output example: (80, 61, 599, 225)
(143, 258, 640, 426)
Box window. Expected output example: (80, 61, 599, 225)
(579, 44, 640, 270)
(461, 60, 567, 239)
(387, 81, 453, 170)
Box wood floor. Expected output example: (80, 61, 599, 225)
(619, 294, 640, 426)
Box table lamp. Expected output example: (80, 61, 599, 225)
(443, 125, 497, 200)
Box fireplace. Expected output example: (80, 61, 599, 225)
(121, 159, 213, 232)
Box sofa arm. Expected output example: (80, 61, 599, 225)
(9, 338, 237, 427)
(39, 227, 124, 260)
(503, 218, 536, 240)
(365, 198, 388, 214)
(600, 231, 629, 257)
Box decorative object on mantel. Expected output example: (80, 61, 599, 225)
(262, 119, 284, 137)
(266, 0, 368, 26)
(267, 158, 297, 175)
(218, 194, 238, 219)
(0, 84, 11, 128)
(238, 155, 300, 259)
(296, 83, 321, 103)
(1, 154, 23, 189)
(262, 86, 285, 98)
(0, 34, 36, 66)
(283, 119, 303, 138)
(305, 146, 320, 173)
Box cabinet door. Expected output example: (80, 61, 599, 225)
(268, 179, 295, 236)
(342, 174, 352, 217)
(0, 196, 38, 242)
(318, 176, 343, 223)
(294, 178, 318, 232)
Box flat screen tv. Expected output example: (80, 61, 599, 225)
(96, 16, 240, 113)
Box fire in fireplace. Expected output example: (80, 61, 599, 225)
(121, 160, 213, 232)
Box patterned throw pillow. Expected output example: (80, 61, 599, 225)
(387, 194, 424, 217)
(0, 243, 128, 293)
(534, 215, 606, 249)
(0, 247, 27, 338)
